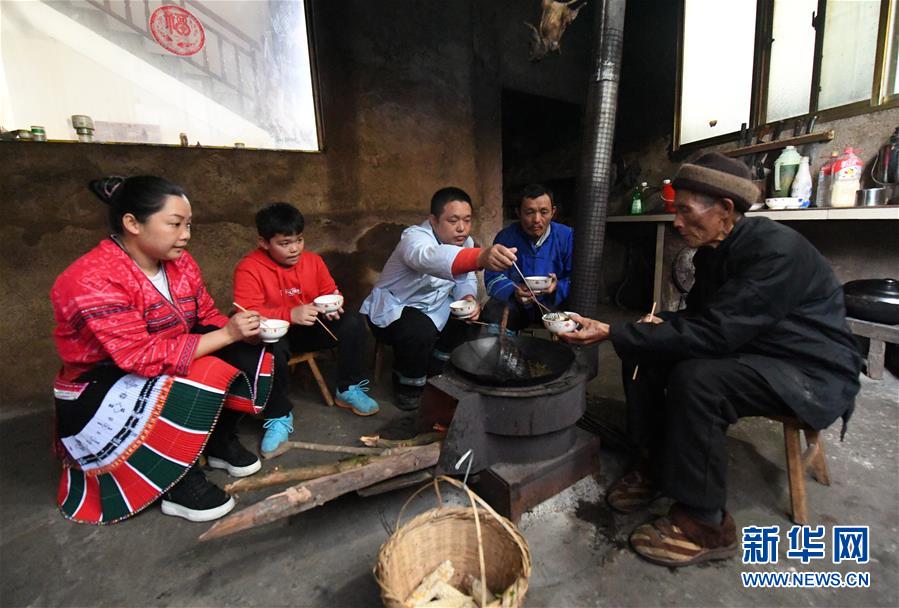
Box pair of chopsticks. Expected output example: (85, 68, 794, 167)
(510, 262, 553, 316)
(233, 302, 339, 342)
(631, 301, 657, 381)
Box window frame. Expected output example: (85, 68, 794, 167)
(673, 0, 899, 152)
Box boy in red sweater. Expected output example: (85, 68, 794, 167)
(233, 203, 378, 457)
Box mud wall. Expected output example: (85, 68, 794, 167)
(0, 0, 528, 411)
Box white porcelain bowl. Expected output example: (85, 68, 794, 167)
(765, 197, 803, 210)
(313, 294, 344, 313)
(542, 311, 578, 334)
(449, 299, 477, 318)
(259, 319, 290, 343)
(525, 275, 552, 292)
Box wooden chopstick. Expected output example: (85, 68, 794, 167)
(316, 317, 340, 342)
(631, 301, 657, 381)
(232, 301, 271, 329)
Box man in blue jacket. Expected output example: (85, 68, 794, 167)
(482, 184, 574, 331)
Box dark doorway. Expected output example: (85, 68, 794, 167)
(501, 89, 582, 225)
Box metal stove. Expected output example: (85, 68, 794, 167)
(419, 336, 601, 522)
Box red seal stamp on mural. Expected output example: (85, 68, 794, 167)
(149, 5, 205, 56)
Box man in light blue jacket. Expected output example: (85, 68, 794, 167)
(361, 187, 518, 410)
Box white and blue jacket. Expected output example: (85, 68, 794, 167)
(360, 221, 478, 331)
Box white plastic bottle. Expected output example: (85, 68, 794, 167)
(790, 156, 813, 208)
(816, 151, 838, 207)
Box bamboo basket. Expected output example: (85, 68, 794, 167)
(374, 476, 532, 607)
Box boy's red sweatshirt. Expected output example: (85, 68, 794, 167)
(232, 248, 338, 322)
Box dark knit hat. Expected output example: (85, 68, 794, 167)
(672, 152, 759, 212)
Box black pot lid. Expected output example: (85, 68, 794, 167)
(843, 278, 899, 304)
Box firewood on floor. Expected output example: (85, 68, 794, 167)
(199, 442, 441, 541)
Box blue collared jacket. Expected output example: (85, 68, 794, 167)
(484, 221, 573, 308)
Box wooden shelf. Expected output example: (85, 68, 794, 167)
(725, 130, 835, 158)
(607, 205, 899, 222)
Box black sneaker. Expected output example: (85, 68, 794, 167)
(393, 392, 421, 411)
(206, 433, 262, 478)
(161, 466, 235, 522)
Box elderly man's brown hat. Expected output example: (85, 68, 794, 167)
(672, 152, 760, 213)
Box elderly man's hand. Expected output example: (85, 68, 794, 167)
(559, 313, 610, 345)
(638, 313, 663, 324)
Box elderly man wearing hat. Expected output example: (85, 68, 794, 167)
(562, 152, 861, 567)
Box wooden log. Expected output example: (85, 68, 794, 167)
(225, 456, 373, 494)
(357, 469, 434, 497)
(360, 431, 445, 449)
(282, 440, 384, 456)
(199, 442, 441, 541)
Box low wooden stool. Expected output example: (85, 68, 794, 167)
(287, 352, 334, 407)
(846, 317, 899, 380)
(767, 415, 831, 524)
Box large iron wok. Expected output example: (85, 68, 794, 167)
(449, 335, 575, 387)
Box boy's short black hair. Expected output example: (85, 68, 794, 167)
(255, 202, 305, 239)
(430, 187, 472, 217)
(519, 183, 554, 207)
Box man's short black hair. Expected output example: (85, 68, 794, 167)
(255, 202, 305, 240)
(430, 187, 472, 217)
(519, 184, 554, 207)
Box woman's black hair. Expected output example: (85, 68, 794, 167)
(89, 175, 187, 233)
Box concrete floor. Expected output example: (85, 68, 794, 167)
(2, 311, 897, 607)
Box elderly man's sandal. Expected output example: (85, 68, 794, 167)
(629, 504, 738, 567)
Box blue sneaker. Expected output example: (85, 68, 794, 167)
(260, 412, 293, 458)
(335, 380, 380, 416)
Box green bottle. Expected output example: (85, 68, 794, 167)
(630, 182, 646, 215)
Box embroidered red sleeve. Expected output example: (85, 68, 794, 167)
(451, 248, 481, 275)
(184, 254, 228, 328)
(61, 282, 201, 378)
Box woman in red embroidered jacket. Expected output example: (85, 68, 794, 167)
(52, 176, 275, 524)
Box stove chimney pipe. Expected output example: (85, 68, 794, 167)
(569, 0, 626, 319)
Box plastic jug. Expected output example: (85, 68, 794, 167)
(790, 156, 813, 207)
(830, 147, 863, 208)
(773, 146, 801, 198)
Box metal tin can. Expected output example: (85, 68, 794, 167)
(30, 126, 47, 141)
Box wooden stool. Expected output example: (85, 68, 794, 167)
(767, 415, 831, 524)
(287, 352, 334, 407)
(846, 317, 899, 380)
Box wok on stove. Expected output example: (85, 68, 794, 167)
(449, 335, 575, 387)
